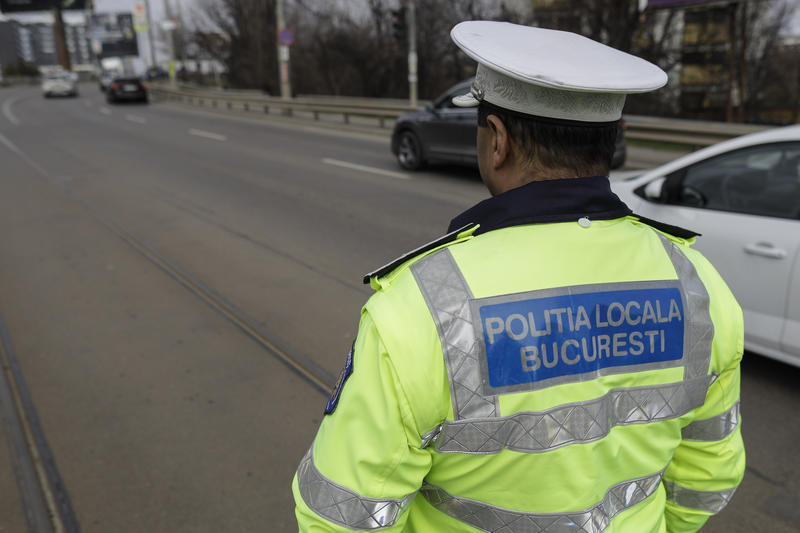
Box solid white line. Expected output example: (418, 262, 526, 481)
(188, 128, 227, 142)
(99, 107, 112, 115)
(126, 114, 147, 124)
(0, 133, 49, 177)
(2, 96, 22, 126)
(321, 158, 410, 180)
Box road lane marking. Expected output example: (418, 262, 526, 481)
(188, 128, 227, 142)
(0, 133, 49, 177)
(2, 95, 22, 125)
(321, 158, 411, 180)
(99, 107, 112, 115)
(126, 114, 147, 124)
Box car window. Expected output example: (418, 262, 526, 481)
(672, 142, 800, 219)
(434, 82, 472, 109)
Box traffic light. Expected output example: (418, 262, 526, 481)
(391, 7, 406, 42)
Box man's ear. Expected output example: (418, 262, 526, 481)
(486, 114, 510, 169)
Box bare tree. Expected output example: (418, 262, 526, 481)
(737, 0, 798, 122)
(193, 0, 277, 92)
(189, 0, 528, 98)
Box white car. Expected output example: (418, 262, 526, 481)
(42, 71, 78, 97)
(611, 125, 800, 367)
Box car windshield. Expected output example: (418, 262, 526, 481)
(434, 80, 473, 108)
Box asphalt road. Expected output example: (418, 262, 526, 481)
(0, 84, 798, 532)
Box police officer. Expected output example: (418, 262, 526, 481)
(293, 21, 744, 533)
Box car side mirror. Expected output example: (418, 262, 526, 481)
(643, 177, 666, 201)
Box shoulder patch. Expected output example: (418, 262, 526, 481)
(362, 223, 477, 284)
(324, 341, 355, 415)
(633, 214, 700, 240)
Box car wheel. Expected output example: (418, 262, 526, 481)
(397, 130, 425, 170)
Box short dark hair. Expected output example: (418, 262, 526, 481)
(477, 101, 619, 176)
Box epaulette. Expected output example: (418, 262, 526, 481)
(362, 223, 477, 285)
(632, 214, 700, 240)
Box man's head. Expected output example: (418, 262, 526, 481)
(476, 102, 620, 194)
(450, 22, 667, 194)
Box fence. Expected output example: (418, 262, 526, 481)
(150, 84, 774, 149)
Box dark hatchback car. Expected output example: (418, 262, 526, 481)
(106, 77, 148, 104)
(391, 80, 627, 171)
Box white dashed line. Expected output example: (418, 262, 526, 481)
(321, 158, 411, 180)
(188, 128, 227, 142)
(2, 96, 22, 126)
(125, 114, 147, 124)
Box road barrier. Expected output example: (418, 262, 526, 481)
(623, 115, 768, 150)
(149, 85, 415, 130)
(150, 84, 773, 149)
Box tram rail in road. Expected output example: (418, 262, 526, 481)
(0, 317, 79, 533)
(0, 124, 337, 530)
(0, 131, 335, 398)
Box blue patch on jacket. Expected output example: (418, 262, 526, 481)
(325, 342, 355, 415)
(479, 287, 685, 390)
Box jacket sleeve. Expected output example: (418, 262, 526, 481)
(663, 252, 746, 533)
(292, 309, 431, 532)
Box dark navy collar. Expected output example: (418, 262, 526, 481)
(448, 176, 632, 235)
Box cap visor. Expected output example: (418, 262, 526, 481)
(452, 93, 479, 107)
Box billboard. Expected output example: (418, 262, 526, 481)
(90, 12, 139, 58)
(132, 3, 148, 33)
(0, 0, 85, 13)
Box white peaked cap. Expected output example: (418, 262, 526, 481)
(450, 21, 668, 123)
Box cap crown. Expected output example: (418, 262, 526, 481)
(450, 21, 668, 122)
(451, 21, 667, 93)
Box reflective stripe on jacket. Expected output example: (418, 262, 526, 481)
(293, 216, 745, 533)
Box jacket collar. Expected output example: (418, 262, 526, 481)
(448, 176, 632, 235)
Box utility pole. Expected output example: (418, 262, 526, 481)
(85, 0, 96, 68)
(53, 2, 72, 71)
(276, 0, 292, 99)
(726, 1, 737, 123)
(407, 0, 417, 107)
(175, 0, 187, 68)
(143, 0, 157, 68)
(164, 0, 177, 87)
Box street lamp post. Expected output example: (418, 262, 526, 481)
(143, 0, 157, 68)
(276, 0, 292, 100)
(407, 0, 417, 108)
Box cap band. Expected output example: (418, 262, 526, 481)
(478, 100, 621, 128)
(469, 64, 626, 122)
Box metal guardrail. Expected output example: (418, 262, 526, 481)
(149, 84, 417, 129)
(623, 114, 769, 150)
(150, 84, 778, 148)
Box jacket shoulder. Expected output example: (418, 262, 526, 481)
(363, 223, 477, 289)
(631, 214, 700, 242)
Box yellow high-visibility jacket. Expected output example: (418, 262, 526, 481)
(293, 182, 744, 533)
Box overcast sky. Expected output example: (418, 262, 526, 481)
(1, 0, 798, 68)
